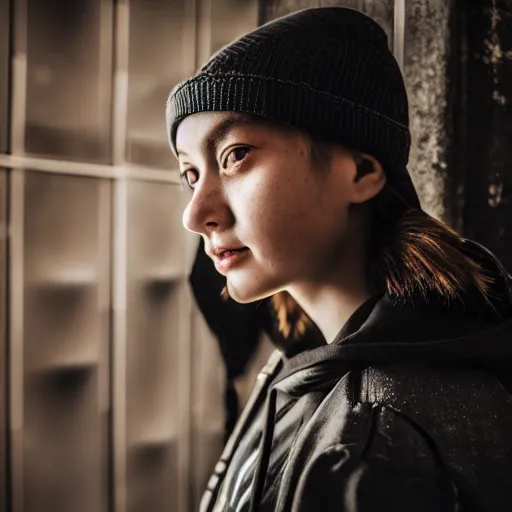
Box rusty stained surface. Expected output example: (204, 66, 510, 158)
(402, 0, 452, 223)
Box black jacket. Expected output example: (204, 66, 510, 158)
(200, 241, 512, 512)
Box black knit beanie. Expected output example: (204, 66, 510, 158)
(166, 6, 421, 209)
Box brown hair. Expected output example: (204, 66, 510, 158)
(221, 139, 496, 341)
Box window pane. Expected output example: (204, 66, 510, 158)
(0, 0, 9, 154)
(22, 172, 110, 511)
(126, 0, 195, 168)
(0, 170, 6, 512)
(24, 0, 112, 162)
(125, 181, 187, 511)
(208, 0, 259, 55)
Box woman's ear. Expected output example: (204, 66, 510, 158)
(351, 154, 387, 204)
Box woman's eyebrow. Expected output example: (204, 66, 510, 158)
(177, 117, 255, 159)
(205, 117, 255, 155)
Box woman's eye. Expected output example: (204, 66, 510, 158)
(224, 147, 251, 168)
(180, 168, 198, 189)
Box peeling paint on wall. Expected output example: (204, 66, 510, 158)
(493, 90, 508, 105)
(484, 0, 511, 106)
(488, 181, 504, 207)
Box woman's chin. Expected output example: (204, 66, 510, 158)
(225, 277, 278, 304)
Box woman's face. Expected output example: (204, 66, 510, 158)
(175, 111, 372, 303)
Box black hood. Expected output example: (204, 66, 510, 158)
(272, 238, 512, 397)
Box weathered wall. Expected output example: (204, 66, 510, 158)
(403, 0, 452, 222)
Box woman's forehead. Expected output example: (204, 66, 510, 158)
(176, 112, 258, 155)
(175, 111, 295, 157)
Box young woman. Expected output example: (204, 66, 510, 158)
(166, 7, 512, 512)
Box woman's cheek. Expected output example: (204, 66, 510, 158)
(228, 169, 278, 218)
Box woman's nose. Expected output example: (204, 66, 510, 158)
(182, 172, 234, 236)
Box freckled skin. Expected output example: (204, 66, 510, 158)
(176, 111, 379, 305)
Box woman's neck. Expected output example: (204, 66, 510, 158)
(290, 280, 375, 343)
(289, 205, 377, 343)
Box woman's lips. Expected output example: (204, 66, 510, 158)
(214, 247, 250, 274)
